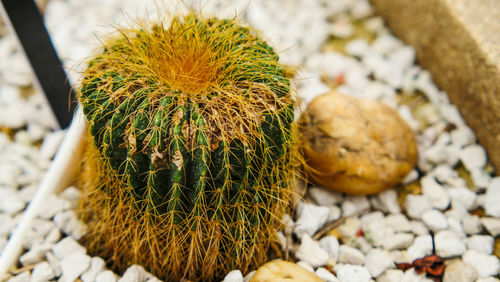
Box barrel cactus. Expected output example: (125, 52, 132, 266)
(77, 13, 299, 281)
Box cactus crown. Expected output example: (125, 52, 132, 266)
(78, 12, 298, 281)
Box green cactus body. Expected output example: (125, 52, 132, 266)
(78, 13, 298, 281)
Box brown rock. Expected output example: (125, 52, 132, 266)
(300, 92, 417, 195)
(370, 0, 500, 174)
(249, 260, 323, 282)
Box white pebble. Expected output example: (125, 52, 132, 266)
(346, 39, 370, 57)
(385, 214, 412, 232)
(481, 217, 500, 236)
(382, 233, 414, 251)
(365, 248, 394, 277)
(405, 195, 432, 219)
(338, 217, 361, 239)
(401, 268, 434, 282)
(448, 187, 477, 211)
(308, 186, 343, 206)
(471, 168, 492, 190)
(407, 235, 433, 261)
(338, 245, 365, 265)
(447, 216, 466, 238)
(435, 230, 466, 258)
(59, 252, 91, 282)
(295, 202, 330, 237)
(459, 145, 487, 171)
(20, 243, 52, 265)
(96, 270, 119, 282)
(476, 278, 500, 282)
(485, 178, 500, 217)
(82, 257, 106, 282)
(330, 20, 354, 38)
(371, 189, 400, 214)
(377, 269, 403, 282)
(222, 270, 244, 282)
(402, 169, 419, 185)
(31, 261, 55, 282)
(462, 214, 484, 235)
(442, 260, 478, 282)
(422, 209, 448, 231)
(466, 235, 494, 255)
(296, 234, 329, 267)
(463, 250, 500, 278)
(334, 264, 371, 282)
(320, 236, 340, 260)
(39, 129, 66, 160)
(451, 126, 475, 147)
(7, 270, 30, 282)
(119, 264, 154, 282)
(46, 251, 61, 277)
(52, 236, 86, 260)
(328, 206, 342, 222)
(341, 196, 370, 217)
(421, 176, 450, 210)
(315, 267, 338, 282)
(53, 210, 87, 239)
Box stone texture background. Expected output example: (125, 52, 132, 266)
(370, 0, 500, 174)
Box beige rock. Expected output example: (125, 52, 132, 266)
(300, 91, 417, 195)
(249, 260, 323, 282)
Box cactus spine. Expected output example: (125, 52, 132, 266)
(77, 13, 298, 281)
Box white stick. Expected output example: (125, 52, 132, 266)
(0, 107, 87, 278)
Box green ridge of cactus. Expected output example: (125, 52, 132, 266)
(77, 13, 299, 281)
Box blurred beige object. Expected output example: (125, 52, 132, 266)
(300, 91, 417, 195)
(249, 260, 323, 282)
(370, 0, 500, 174)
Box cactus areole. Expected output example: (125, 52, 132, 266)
(77, 13, 298, 281)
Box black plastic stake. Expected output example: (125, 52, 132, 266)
(0, 0, 75, 129)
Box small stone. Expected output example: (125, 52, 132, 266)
(0, 188, 25, 215)
(422, 209, 448, 231)
(471, 168, 492, 190)
(31, 261, 56, 282)
(342, 196, 370, 217)
(296, 261, 314, 273)
(52, 236, 86, 260)
(315, 267, 338, 282)
(19, 243, 52, 265)
(309, 186, 343, 206)
(365, 248, 394, 277)
(460, 145, 487, 171)
(371, 189, 401, 214)
(407, 235, 433, 261)
(338, 217, 361, 239)
(462, 215, 484, 235)
(346, 39, 370, 57)
(60, 186, 81, 208)
(46, 251, 61, 277)
(249, 260, 323, 282)
(421, 176, 450, 210)
(338, 245, 365, 265)
(39, 129, 66, 160)
(328, 206, 342, 222)
(59, 252, 91, 282)
(96, 270, 119, 282)
(333, 264, 371, 282)
(485, 178, 500, 217)
(377, 269, 404, 282)
(37, 195, 69, 220)
(481, 217, 500, 236)
(53, 210, 87, 239)
(476, 278, 500, 282)
(448, 187, 477, 211)
(442, 260, 478, 282)
(385, 214, 412, 232)
(382, 233, 414, 251)
(401, 268, 434, 282)
(296, 234, 329, 267)
(119, 265, 155, 282)
(466, 235, 494, 255)
(405, 195, 432, 219)
(7, 270, 30, 282)
(463, 250, 500, 278)
(450, 126, 475, 148)
(330, 20, 354, 38)
(320, 235, 340, 260)
(223, 270, 244, 282)
(295, 203, 330, 237)
(447, 216, 466, 238)
(435, 230, 466, 258)
(44, 227, 61, 244)
(82, 257, 106, 282)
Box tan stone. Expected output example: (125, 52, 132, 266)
(300, 91, 417, 195)
(249, 260, 323, 282)
(370, 0, 500, 174)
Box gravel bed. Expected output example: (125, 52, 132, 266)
(1, 0, 499, 281)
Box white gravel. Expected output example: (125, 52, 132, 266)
(1, 0, 499, 281)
